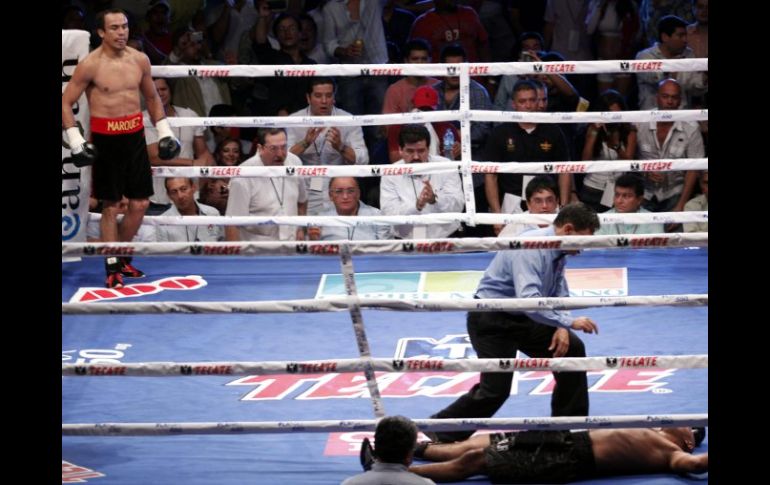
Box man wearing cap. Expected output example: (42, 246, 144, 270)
(382, 38, 440, 161)
(432, 43, 492, 157)
(432, 43, 492, 235)
(387, 85, 460, 163)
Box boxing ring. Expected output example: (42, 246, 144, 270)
(62, 48, 708, 484)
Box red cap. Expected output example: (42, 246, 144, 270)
(412, 85, 439, 110)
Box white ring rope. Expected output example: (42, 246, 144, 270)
(169, 109, 706, 129)
(88, 211, 708, 229)
(62, 294, 707, 315)
(471, 109, 706, 124)
(62, 354, 707, 377)
(62, 233, 708, 257)
(150, 159, 707, 178)
(151, 58, 707, 79)
(62, 413, 708, 436)
(144, 160, 708, 229)
(139, 158, 708, 231)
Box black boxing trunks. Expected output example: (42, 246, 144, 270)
(91, 113, 153, 201)
(484, 430, 596, 484)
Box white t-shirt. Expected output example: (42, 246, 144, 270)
(379, 157, 465, 239)
(225, 152, 308, 240)
(155, 202, 224, 242)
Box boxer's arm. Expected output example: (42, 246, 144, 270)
(138, 54, 180, 160)
(62, 60, 96, 166)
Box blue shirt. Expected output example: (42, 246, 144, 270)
(475, 226, 573, 328)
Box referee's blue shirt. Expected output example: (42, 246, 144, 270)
(475, 225, 573, 328)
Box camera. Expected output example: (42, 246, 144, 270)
(266, 0, 288, 11)
(190, 31, 204, 43)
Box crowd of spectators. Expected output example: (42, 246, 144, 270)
(66, 0, 708, 241)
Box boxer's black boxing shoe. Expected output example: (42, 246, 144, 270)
(119, 257, 145, 278)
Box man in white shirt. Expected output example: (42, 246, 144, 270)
(308, 177, 394, 241)
(156, 177, 224, 242)
(225, 128, 308, 241)
(286, 77, 369, 214)
(322, 0, 389, 118)
(635, 79, 704, 226)
(635, 15, 707, 110)
(595, 174, 665, 235)
(380, 124, 465, 239)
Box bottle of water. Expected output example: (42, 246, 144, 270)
(442, 129, 455, 160)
